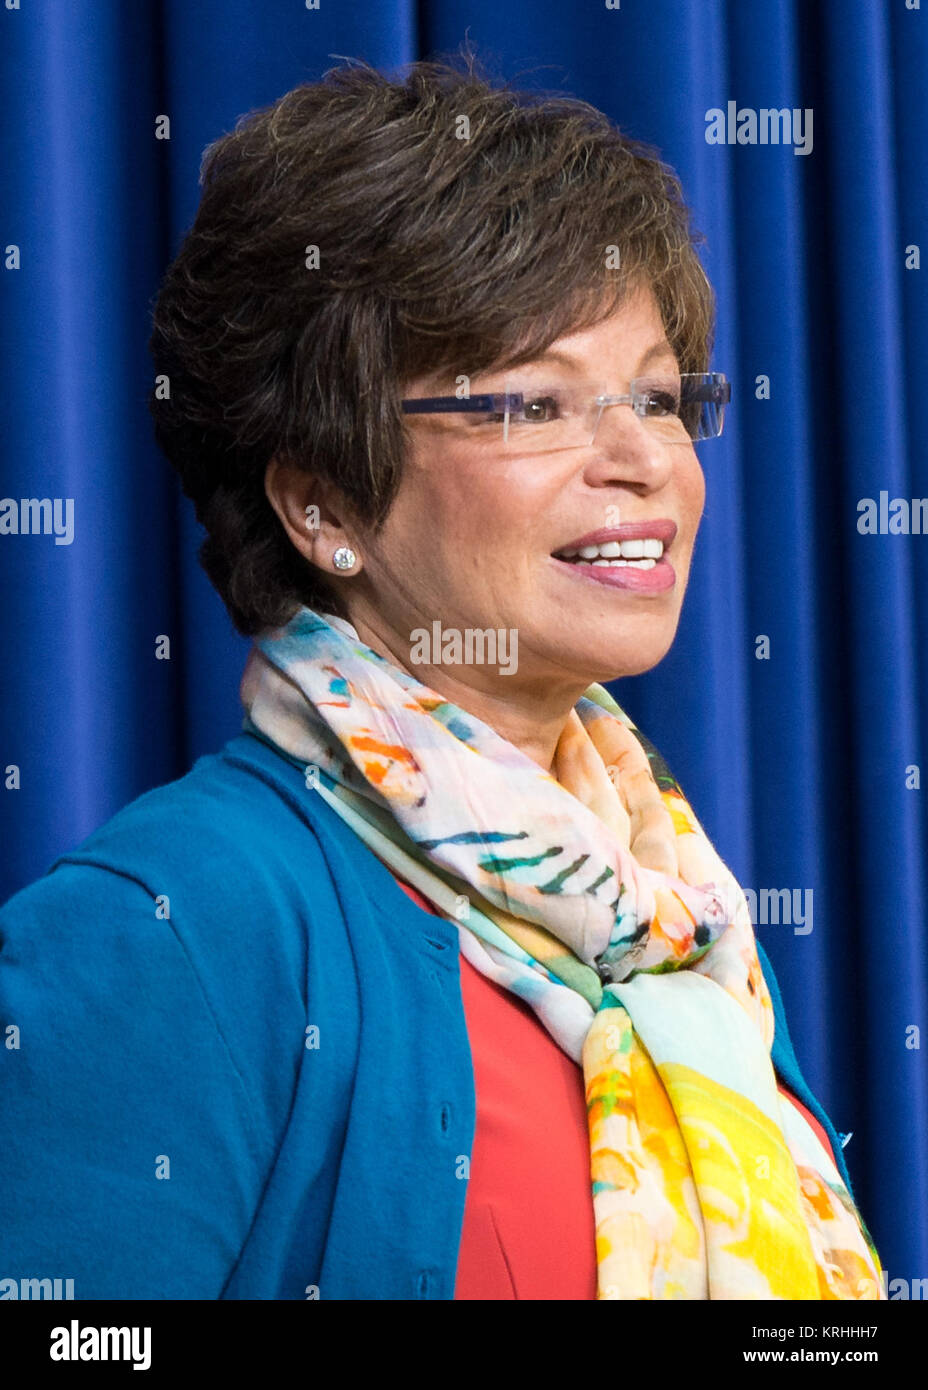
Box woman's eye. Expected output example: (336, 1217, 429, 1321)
(483, 392, 561, 426)
(642, 390, 681, 417)
(521, 395, 559, 423)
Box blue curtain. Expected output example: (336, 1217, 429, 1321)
(2, 0, 925, 1286)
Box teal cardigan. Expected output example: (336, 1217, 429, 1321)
(0, 730, 853, 1300)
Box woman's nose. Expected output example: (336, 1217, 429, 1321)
(585, 401, 676, 486)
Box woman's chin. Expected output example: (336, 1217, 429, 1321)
(548, 632, 676, 685)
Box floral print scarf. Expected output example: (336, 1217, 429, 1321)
(241, 606, 883, 1300)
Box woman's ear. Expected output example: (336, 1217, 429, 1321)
(264, 457, 362, 578)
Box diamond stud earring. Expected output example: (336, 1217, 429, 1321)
(333, 546, 357, 571)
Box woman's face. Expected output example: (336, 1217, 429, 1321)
(341, 281, 706, 694)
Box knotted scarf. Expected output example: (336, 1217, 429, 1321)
(241, 606, 883, 1300)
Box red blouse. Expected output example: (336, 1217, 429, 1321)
(392, 875, 836, 1300)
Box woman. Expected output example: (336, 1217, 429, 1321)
(0, 56, 883, 1301)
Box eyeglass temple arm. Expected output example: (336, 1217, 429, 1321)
(402, 378, 730, 413)
(401, 394, 502, 414)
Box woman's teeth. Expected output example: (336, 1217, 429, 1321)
(557, 538, 665, 569)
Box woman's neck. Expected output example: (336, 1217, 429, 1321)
(341, 610, 588, 778)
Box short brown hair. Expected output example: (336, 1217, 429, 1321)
(148, 50, 715, 635)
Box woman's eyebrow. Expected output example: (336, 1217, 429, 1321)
(412, 338, 679, 395)
(516, 339, 678, 374)
(636, 339, 678, 371)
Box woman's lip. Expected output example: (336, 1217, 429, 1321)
(555, 519, 678, 552)
(550, 553, 677, 593)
